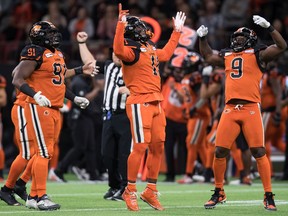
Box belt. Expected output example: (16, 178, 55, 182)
(227, 99, 252, 105)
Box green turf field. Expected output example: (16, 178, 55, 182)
(0, 175, 288, 216)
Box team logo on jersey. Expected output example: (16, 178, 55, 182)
(45, 53, 54, 58)
(250, 111, 255, 115)
(244, 49, 254, 53)
(58, 53, 63, 58)
(152, 46, 156, 50)
(143, 103, 149, 107)
(223, 109, 231, 113)
(140, 48, 147, 52)
(44, 110, 50, 116)
(225, 52, 232, 56)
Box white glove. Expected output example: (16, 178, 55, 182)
(173, 11, 186, 32)
(33, 91, 51, 107)
(59, 103, 70, 113)
(202, 65, 213, 76)
(253, 15, 270, 28)
(74, 96, 90, 109)
(196, 25, 208, 37)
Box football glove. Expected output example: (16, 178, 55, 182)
(33, 91, 51, 107)
(196, 25, 208, 37)
(173, 11, 186, 32)
(253, 15, 270, 28)
(74, 96, 90, 109)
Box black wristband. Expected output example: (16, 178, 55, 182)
(65, 88, 76, 101)
(78, 41, 86, 44)
(268, 25, 275, 32)
(200, 36, 206, 41)
(19, 83, 36, 98)
(74, 66, 83, 75)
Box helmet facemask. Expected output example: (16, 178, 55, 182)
(125, 16, 152, 43)
(230, 27, 257, 52)
(29, 21, 62, 49)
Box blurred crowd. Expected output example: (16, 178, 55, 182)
(0, 0, 288, 183)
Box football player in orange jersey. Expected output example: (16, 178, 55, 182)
(8, 21, 95, 210)
(197, 15, 287, 211)
(113, 3, 186, 211)
(0, 75, 7, 182)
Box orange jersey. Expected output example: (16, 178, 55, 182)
(20, 44, 66, 108)
(14, 89, 27, 107)
(113, 22, 180, 104)
(222, 47, 265, 103)
(161, 76, 188, 123)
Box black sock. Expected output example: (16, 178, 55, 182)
(16, 178, 26, 187)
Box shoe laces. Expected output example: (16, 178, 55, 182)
(209, 189, 223, 202)
(265, 193, 275, 206)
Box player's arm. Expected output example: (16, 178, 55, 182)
(197, 25, 223, 66)
(65, 61, 97, 78)
(157, 12, 185, 61)
(253, 15, 287, 62)
(113, 4, 136, 62)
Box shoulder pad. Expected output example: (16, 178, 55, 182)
(124, 38, 141, 49)
(0, 75, 6, 88)
(20, 44, 45, 62)
(219, 48, 232, 57)
(254, 44, 267, 53)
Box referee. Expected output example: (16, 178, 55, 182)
(77, 32, 132, 201)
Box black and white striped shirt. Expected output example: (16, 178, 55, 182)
(103, 61, 127, 112)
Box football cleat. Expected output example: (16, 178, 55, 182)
(103, 188, 118, 200)
(122, 187, 139, 211)
(0, 187, 22, 206)
(177, 175, 193, 184)
(26, 195, 38, 209)
(53, 169, 67, 182)
(14, 184, 28, 201)
(204, 188, 226, 209)
(37, 194, 60, 211)
(263, 192, 277, 211)
(112, 188, 124, 201)
(140, 187, 164, 211)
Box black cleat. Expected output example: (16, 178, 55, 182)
(112, 188, 125, 201)
(263, 192, 277, 211)
(53, 169, 67, 182)
(103, 188, 118, 200)
(0, 187, 22, 206)
(204, 188, 226, 209)
(14, 184, 28, 201)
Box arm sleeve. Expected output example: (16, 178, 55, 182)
(113, 22, 136, 62)
(156, 31, 181, 62)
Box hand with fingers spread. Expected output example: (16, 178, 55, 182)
(196, 25, 208, 38)
(83, 61, 98, 77)
(253, 15, 270, 28)
(33, 91, 51, 107)
(173, 11, 186, 32)
(118, 3, 129, 22)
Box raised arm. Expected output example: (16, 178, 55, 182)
(253, 15, 287, 62)
(197, 25, 224, 66)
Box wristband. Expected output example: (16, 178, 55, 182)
(78, 41, 86, 44)
(74, 66, 83, 75)
(268, 26, 275, 32)
(200, 36, 206, 41)
(19, 83, 36, 97)
(65, 88, 76, 101)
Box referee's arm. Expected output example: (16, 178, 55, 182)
(77, 31, 96, 64)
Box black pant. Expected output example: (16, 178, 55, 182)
(58, 114, 96, 178)
(165, 118, 187, 179)
(101, 111, 131, 189)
